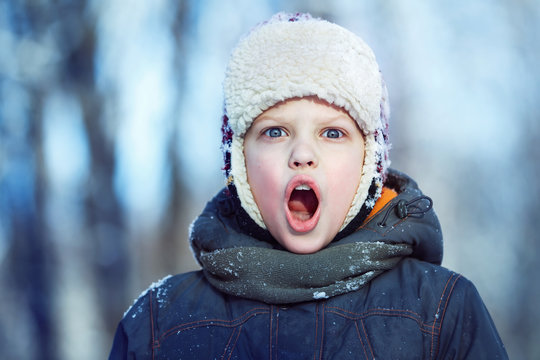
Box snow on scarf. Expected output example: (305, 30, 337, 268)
(198, 241, 412, 304)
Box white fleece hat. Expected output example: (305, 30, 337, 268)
(221, 12, 391, 231)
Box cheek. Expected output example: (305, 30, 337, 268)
(326, 153, 364, 212)
(245, 149, 283, 215)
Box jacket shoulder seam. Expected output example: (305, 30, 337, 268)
(156, 306, 270, 343)
(326, 306, 437, 335)
(431, 272, 462, 359)
(354, 321, 371, 359)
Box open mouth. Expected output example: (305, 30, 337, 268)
(288, 184, 319, 221)
(285, 176, 321, 232)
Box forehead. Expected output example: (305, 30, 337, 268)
(257, 97, 352, 120)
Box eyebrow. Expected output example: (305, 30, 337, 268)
(318, 115, 356, 126)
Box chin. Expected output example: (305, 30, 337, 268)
(279, 233, 331, 254)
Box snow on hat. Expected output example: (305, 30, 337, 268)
(221, 12, 390, 231)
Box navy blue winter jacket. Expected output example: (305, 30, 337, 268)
(109, 170, 507, 359)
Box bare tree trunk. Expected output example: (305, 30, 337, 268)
(503, 3, 540, 359)
(7, 93, 56, 359)
(156, 0, 192, 273)
(69, 13, 130, 335)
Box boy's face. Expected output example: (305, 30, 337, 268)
(244, 97, 365, 254)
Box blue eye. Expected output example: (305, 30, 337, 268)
(323, 129, 343, 139)
(264, 128, 286, 138)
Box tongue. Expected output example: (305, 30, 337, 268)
(288, 190, 318, 220)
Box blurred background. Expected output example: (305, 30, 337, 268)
(1, 0, 538, 359)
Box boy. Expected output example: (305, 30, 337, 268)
(110, 13, 507, 359)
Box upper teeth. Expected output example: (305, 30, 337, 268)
(295, 184, 311, 191)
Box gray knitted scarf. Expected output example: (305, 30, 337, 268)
(199, 241, 412, 304)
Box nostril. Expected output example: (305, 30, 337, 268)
(291, 158, 316, 168)
(294, 161, 314, 167)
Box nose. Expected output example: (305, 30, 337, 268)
(288, 140, 318, 169)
